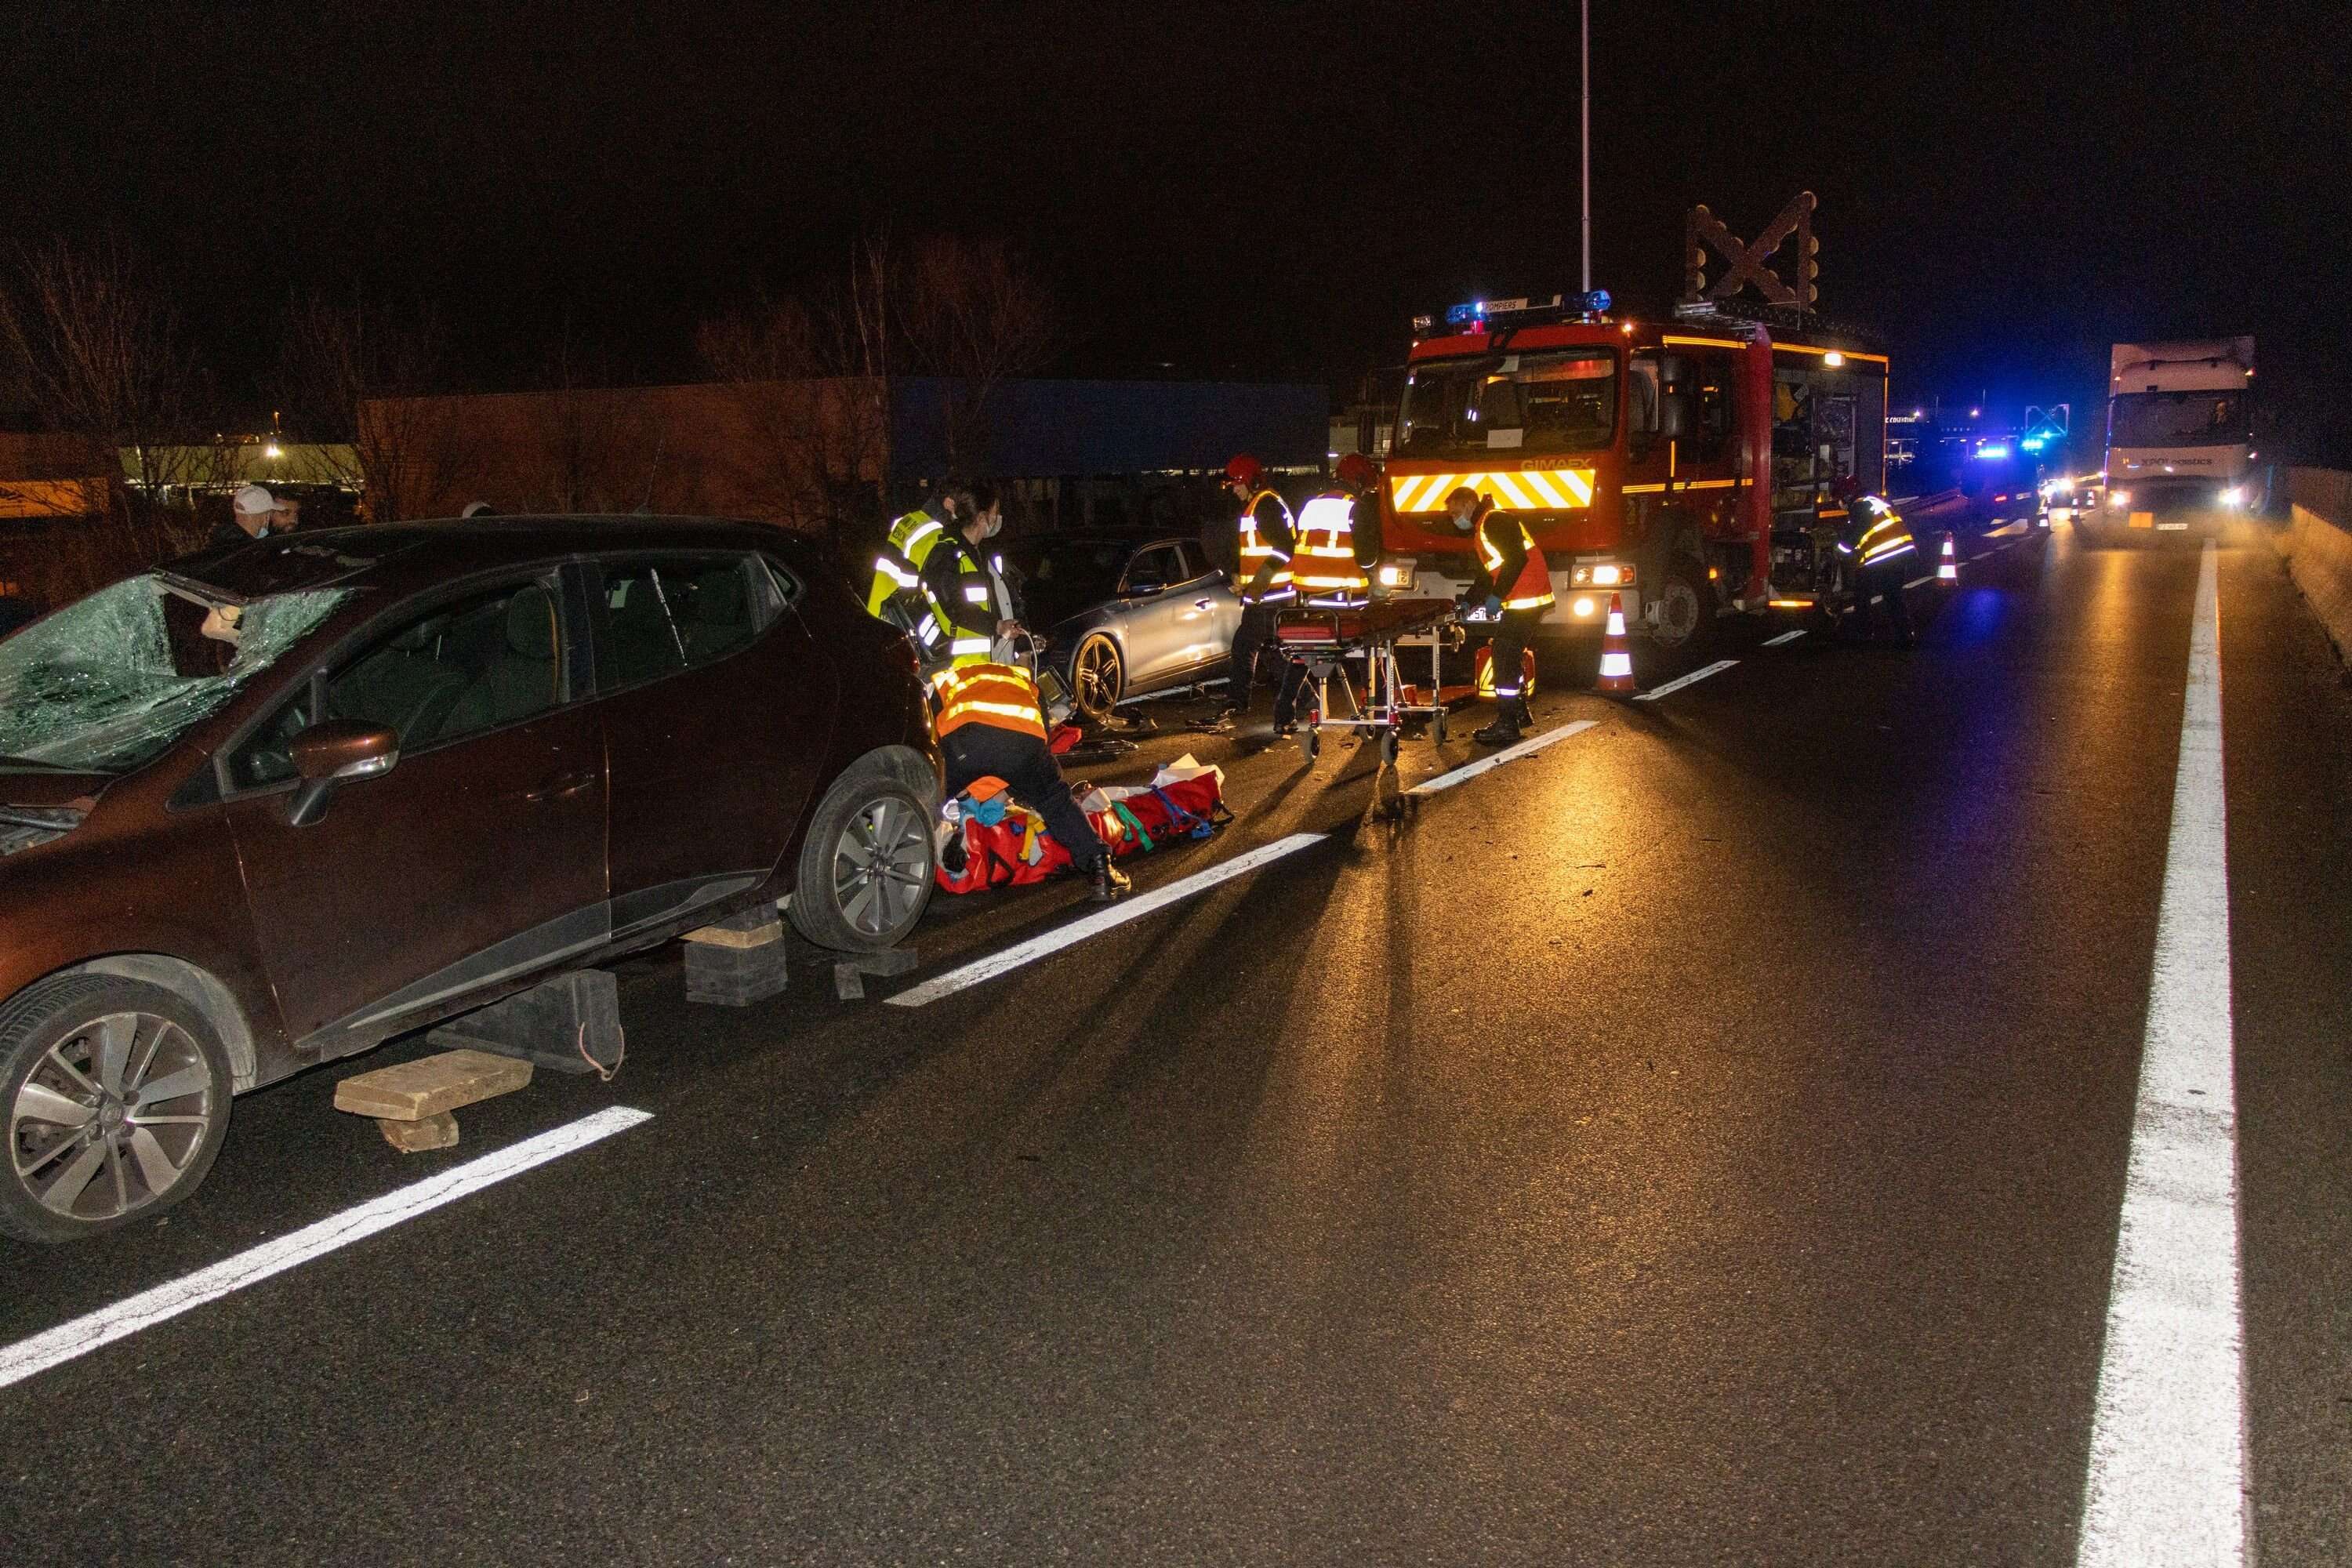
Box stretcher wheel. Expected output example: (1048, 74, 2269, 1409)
(1433, 710, 1448, 743)
(1299, 728, 1319, 765)
(1379, 729, 1400, 766)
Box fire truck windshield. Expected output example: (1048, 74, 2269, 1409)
(1396, 348, 1617, 459)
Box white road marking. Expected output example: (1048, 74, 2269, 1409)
(1762, 630, 1807, 647)
(887, 833, 1328, 1005)
(2076, 541, 2246, 1568)
(1904, 575, 1936, 590)
(1631, 659, 1740, 702)
(1406, 718, 1599, 797)
(0, 1105, 654, 1392)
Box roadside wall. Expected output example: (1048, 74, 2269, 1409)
(2284, 468, 2352, 666)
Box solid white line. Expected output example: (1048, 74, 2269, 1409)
(887, 833, 1327, 1006)
(2076, 540, 2245, 1568)
(0, 1105, 654, 1392)
(1406, 718, 1599, 797)
(1630, 659, 1739, 702)
(1762, 630, 1806, 648)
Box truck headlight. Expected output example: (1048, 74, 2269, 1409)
(2220, 486, 2244, 507)
(2107, 489, 2130, 507)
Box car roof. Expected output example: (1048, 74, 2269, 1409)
(170, 514, 817, 600)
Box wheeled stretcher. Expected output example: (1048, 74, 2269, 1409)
(1272, 597, 1473, 764)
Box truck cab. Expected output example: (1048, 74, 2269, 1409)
(1376, 293, 1888, 651)
(2094, 337, 2258, 533)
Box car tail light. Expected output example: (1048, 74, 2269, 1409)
(0, 806, 82, 856)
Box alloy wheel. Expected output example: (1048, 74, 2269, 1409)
(832, 795, 933, 939)
(9, 1011, 220, 1225)
(1074, 637, 1122, 719)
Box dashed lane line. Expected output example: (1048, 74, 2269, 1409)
(2074, 540, 2246, 1567)
(1631, 659, 1739, 702)
(1762, 630, 1807, 647)
(0, 1106, 655, 1392)
(887, 833, 1328, 1006)
(1406, 717, 1601, 796)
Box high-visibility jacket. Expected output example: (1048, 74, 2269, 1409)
(1290, 493, 1372, 605)
(920, 531, 1011, 669)
(866, 506, 954, 647)
(1236, 488, 1297, 603)
(930, 660, 1048, 742)
(1472, 504, 1555, 612)
(1840, 495, 1915, 569)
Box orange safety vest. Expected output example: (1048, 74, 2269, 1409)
(930, 660, 1048, 743)
(1479, 512, 1555, 611)
(1236, 488, 1295, 600)
(1289, 493, 1371, 604)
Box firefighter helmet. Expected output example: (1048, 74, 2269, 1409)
(1224, 454, 1264, 488)
(1335, 452, 1377, 488)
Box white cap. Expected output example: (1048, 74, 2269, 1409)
(233, 485, 277, 515)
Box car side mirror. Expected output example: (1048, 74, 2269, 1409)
(286, 720, 399, 827)
(1125, 579, 1166, 597)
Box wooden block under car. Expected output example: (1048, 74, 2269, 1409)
(379, 1112, 460, 1153)
(682, 916, 784, 949)
(334, 1048, 533, 1121)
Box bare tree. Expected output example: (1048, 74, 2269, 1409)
(695, 235, 896, 546)
(279, 292, 482, 522)
(0, 237, 202, 557)
(898, 235, 1057, 474)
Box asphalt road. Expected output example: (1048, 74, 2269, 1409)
(3, 514, 2345, 1566)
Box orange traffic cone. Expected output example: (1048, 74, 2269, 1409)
(1937, 532, 1958, 583)
(1595, 591, 1635, 694)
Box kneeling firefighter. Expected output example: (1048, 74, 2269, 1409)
(1838, 492, 1915, 647)
(1448, 485, 1554, 746)
(924, 488, 1130, 902)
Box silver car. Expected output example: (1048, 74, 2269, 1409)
(1006, 532, 1243, 722)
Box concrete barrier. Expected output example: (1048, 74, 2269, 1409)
(2284, 468, 2352, 667)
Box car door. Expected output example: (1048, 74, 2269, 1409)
(221, 572, 610, 1046)
(1167, 541, 1240, 680)
(587, 552, 834, 938)
(1115, 543, 1192, 688)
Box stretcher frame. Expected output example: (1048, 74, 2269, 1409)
(1272, 597, 1466, 764)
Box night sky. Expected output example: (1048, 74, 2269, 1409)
(5, 2, 2344, 456)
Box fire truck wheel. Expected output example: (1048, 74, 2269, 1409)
(1646, 560, 1713, 653)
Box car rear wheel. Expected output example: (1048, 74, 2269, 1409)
(0, 975, 232, 1244)
(1071, 634, 1123, 723)
(787, 757, 936, 953)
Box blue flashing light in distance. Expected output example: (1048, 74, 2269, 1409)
(1973, 443, 2012, 459)
(2020, 435, 2046, 452)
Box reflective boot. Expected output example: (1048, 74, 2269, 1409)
(1091, 855, 1131, 902)
(1472, 707, 1523, 747)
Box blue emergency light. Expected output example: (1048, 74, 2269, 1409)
(1973, 442, 2012, 459)
(2020, 435, 2047, 452)
(1440, 290, 1613, 331)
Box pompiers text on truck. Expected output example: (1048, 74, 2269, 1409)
(1372, 292, 1893, 652)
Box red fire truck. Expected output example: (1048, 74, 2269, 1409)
(1374, 291, 1891, 651)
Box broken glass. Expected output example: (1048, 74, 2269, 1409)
(0, 575, 352, 775)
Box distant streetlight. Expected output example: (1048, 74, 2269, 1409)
(263, 441, 282, 459)
(1969, 408, 1981, 418)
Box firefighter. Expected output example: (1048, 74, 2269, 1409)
(1447, 485, 1554, 746)
(866, 484, 964, 655)
(1838, 492, 1916, 647)
(1213, 454, 1298, 727)
(924, 490, 1130, 902)
(1294, 456, 1376, 608)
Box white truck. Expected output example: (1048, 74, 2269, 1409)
(2089, 337, 2258, 535)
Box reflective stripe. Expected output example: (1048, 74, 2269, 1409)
(915, 614, 941, 643)
(1501, 592, 1555, 610)
(899, 516, 943, 551)
(963, 583, 991, 603)
(1389, 469, 1595, 514)
(949, 637, 991, 656)
(934, 662, 1049, 741)
(1860, 539, 1916, 564)
(873, 556, 920, 589)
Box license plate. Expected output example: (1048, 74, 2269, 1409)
(2129, 511, 2154, 528)
(2156, 521, 2189, 531)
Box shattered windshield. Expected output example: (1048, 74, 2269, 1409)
(0, 575, 352, 774)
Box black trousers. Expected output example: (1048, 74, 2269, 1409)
(1488, 608, 1542, 711)
(943, 724, 1108, 873)
(1850, 555, 1914, 641)
(1229, 603, 1276, 708)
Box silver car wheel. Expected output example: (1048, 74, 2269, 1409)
(1073, 635, 1123, 720)
(10, 1011, 220, 1225)
(832, 795, 932, 940)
